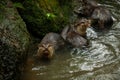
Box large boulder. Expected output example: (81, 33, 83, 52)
(0, 0, 30, 80)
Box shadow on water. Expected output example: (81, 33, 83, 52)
(21, 0, 120, 80)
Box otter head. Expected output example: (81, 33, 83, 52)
(79, 0, 98, 17)
(75, 18, 91, 37)
(36, 43, 54, 59)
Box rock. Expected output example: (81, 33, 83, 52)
(0, 0, 30, 80)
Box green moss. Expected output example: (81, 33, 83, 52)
(13, 0, 72, 38)
(13, 2, 24, 9)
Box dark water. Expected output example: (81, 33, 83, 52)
(21, 0, 120, 80)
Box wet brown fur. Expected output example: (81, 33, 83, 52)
(37, 32, 65, 59)
(74, 18, 91, 37)
(77, 0, 113, 30)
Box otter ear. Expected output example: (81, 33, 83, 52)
(48, 43, 54, 47)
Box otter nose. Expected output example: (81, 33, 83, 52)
(43, 47, 49, 52)
(43, 51, 50, 57)
(44, 52, 49, 56)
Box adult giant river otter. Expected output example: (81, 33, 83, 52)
(75, 0, 113, 30)
(36, 32, 65, 60)
(61, 18, 90, 48)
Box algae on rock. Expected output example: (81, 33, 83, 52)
(15, 0, 73, 38)
(0, 0, 30, 80)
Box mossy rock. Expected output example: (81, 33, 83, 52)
(15, 0, 73, 38)
(0, 0, 30, 80)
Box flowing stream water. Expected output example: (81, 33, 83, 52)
(21, 0, 120, 80)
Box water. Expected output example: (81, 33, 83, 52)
(21, 0, 120, 80)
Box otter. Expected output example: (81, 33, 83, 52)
(36, 32, 65, 60)
(74, 18, 91, 38)
(91, 6, 113, 30)
(66, 28, 87, 47)
(61, 18, 91, 39)
(74, 0, 98, 17)
(61, 25, 88, 48)
(76, 0, 113, 30)
(79, 0, 98, 17)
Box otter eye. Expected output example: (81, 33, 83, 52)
(48, 44, 53, 47)
(48, 45, 51, 47)
(38, 44, 46, 48)
(39, 44, 44, 47)
(38, 46, 44, 50)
